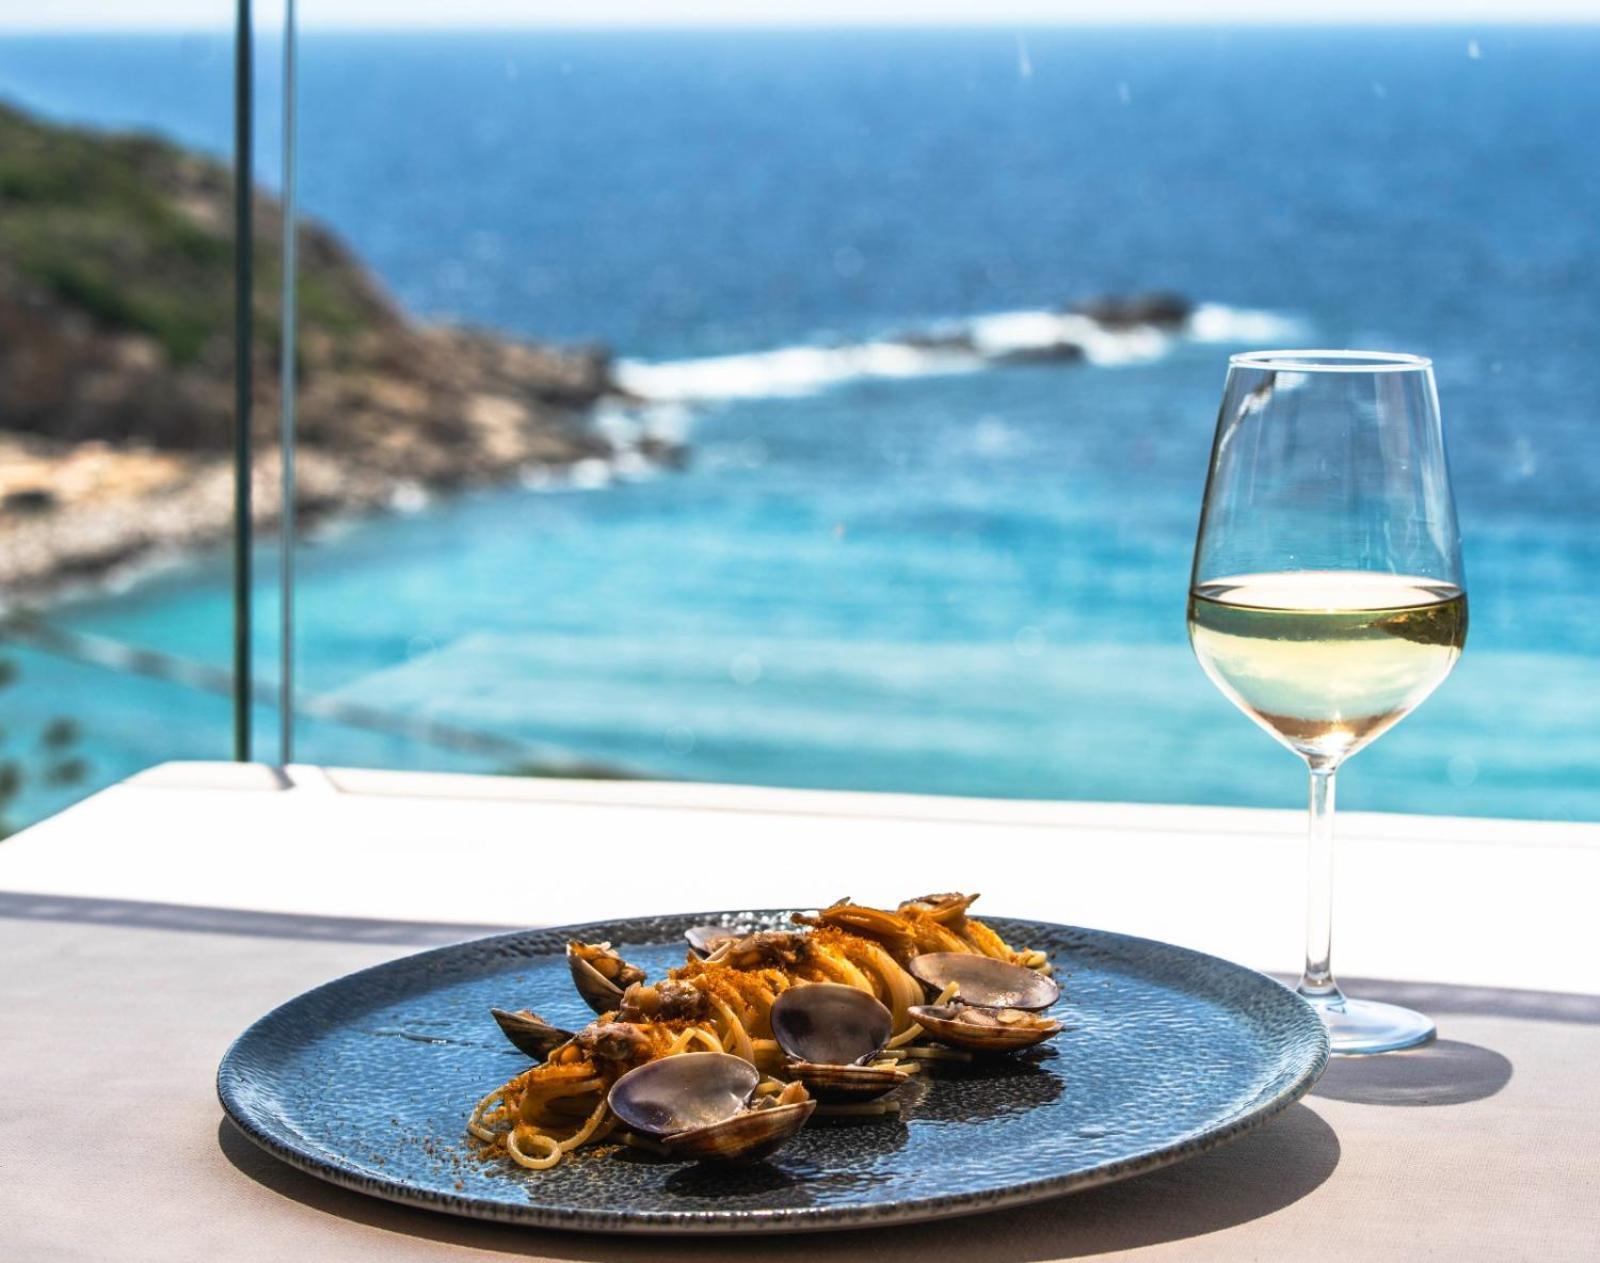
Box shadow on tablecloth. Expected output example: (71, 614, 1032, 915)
(1257, 975, 1556, 1108)
(1317, 976, 1600, 1027)
(218, 1105, 1338, 1261)
(1312, 1039, 1513, 1107)
(0, 890, 510, 946)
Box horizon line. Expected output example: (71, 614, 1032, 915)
(5, 17, 1600, 34)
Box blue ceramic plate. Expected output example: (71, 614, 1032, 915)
(217, 912, 1328, 1234)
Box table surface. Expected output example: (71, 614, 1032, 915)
(4, 762, 1600, 1260)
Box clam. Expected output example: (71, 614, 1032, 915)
(606, 1052, 814, 1162)
(617, 979, 711, 1023)
(707, 930, 812, 971)
(684, 925, 743, 958)
(567, 940, 648, 1014)
(490, 1008, 575, 1060)
(908, 952, 1060, 1011)
(664, 1090, 815, 1162)
(573, 1020, 654, 1066)
(770, 983, 909, 1103)
(778, 1060, 908, 1104)
(906, 1002, 1061, 1054)
(906, 952, 1062, 1055)
(898, 892, 980, 925)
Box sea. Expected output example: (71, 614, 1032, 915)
(1, 26, 1599, 827)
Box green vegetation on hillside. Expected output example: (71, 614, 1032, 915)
(0, 101, 380, 367)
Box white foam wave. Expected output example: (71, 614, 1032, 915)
(1186, 302, 1307, 344)
(614, 303, 1303, 404)
(966, 310, 1173, 366)
(615, 341, 979, 402)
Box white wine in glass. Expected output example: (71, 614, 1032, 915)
(1190, 352, 1466, 1055)
(1189, 572, 1466, 767)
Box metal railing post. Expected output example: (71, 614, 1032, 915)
(232, 0, 254, 762)
(279, 0, 299, 766)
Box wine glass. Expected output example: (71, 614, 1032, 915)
(1188, 350, 1466, 1055)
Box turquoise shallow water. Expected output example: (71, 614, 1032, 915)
(1, 28, 1598, 825)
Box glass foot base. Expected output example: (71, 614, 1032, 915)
(1300, 993, 1436, 1056)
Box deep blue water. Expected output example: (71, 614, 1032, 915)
(2, 28, 1599, 823)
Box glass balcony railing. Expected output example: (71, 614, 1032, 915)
(3, 12, 1599, 831)
(0, 15, 247, 831)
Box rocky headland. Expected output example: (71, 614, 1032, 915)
(0, 100, 1213, 602)
(0, 101, 667, 598)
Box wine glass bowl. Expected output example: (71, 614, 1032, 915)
(1189, 571, 1466, 768)
(1189, 350, 1466, 1055)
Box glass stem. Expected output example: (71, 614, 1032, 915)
(1299, 764, 1343, 1006)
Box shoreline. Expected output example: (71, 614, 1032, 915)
(0, 101, 687, 605)
(0, 292, 1244, 608)
(0, 385, 680, 608)
(0, 88, 1236, 611)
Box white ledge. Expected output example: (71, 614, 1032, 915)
(1, 761, 1593, 996)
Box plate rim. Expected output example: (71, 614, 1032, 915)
(217, 911, 1331, 1235)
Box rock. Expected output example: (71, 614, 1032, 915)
(991, 341, 1087, 366)
(894, 330, 979, 354)
(637, 435, 690, 469)
(1068, 291, 1193, 329)
(3, 488, 57, 515)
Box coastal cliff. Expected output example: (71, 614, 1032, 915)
(0, 100, 1217, 599)
(0, 102, 652, 595)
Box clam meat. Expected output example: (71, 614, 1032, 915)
(616, 979, 711, 1023)
(906, 1002, 1061, 1054)
(683, 925, 744, 958)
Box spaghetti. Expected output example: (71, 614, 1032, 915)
(468, 892, 1049, 1170)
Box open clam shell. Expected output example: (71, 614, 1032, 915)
(908, 952, 1060, 1011)
(662, 1099, 816, 1162)
(607, 1053, 812, 1163)
(489, 1008, 574, 1060)
(770, 984, 894, 1066)
(684, 925, 743, 958)
(785, 1060, 908, 1104)
(770, 984, 905, 1103)
(898, 892, 980, 925)
(606, 1052, 760, 1138)
(566, 940, 646, 1015)
(907, 1003, 1061, 1054)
